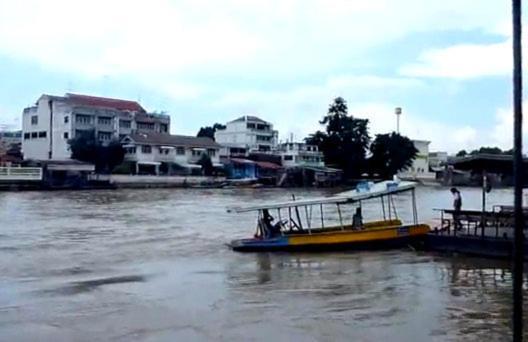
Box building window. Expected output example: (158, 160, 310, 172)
(125, 147, 136, 154)
(137, 122, 155, 130)
(64, 116, 69, 124)
(207, 149, 216, 157)
(97, 131, 112, 141)
(98, 116, 112, 125)
(38, 131, 47, 138)
(31, 132, 38, 138)
(31, 116, 38, 125)
(256, 135, 271, 142)
(158, 148, 170, 155)
(192, 150, 203, 156)
(176, 147, 185, 155)
(247, 123, 255, 129)
(256, 124, 269, 130)
(283, 155, 293, 161)
(119, 120, 131, 128)
(141, 145, 152, 154)
(76, 114, 92, 125)
(24, 133, 30, 140)
(160, 123, 168, 133)
(64, 132, 69, 139)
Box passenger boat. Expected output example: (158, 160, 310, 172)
(227, 180, 430, 252)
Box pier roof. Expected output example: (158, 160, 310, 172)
(450, 153, 528, 174)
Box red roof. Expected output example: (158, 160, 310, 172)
(254, 160, 281, 170)
(66, 93, 145, 112)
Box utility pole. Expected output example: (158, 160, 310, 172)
(512, 0, 524, 340)
(395, 107, 402, 134)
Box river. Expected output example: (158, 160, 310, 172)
(0, 186, 523, 341)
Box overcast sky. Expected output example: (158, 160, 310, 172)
(0, 0, 525, 153)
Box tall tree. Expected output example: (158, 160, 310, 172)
(456, 150, 467, 157)
(368, 132, 418, 179)
(69, 130, 125, 173)
(306, 97, 370, 178)
(197, 123, 226, 141)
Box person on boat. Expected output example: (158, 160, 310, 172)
(450, 187, 462, 230)
(352, 207, 363, 230)
(260, 209, 281, 238)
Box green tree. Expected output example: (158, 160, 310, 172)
(456, 150, 467, 157)
(306, 97, 370, 178)
(197, 153, 214, 176)
(469, 146, 505, 155)
(368, 133, 418, 179)
(69, 130, 125, 173)
(197, 123, 226, 141)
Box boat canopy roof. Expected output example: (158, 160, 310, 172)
(227, 180, 417, 213)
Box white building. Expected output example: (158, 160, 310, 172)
(398, 139, 436, 181)
(214, 116, 278, 157)
(277, 142, 324, 168)
(121, 132, 221, 175)
(429, 151, 448, 168)
(22, 93, 170, 161)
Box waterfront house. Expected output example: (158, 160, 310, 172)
(121, 132, 221, 175)
(215, 115, 278, 158)
(22, 93, 170, 161)
(277, 142, 324, 168)
(223, 158, 282, 185)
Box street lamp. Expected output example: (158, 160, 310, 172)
(395, 107, 402, 134)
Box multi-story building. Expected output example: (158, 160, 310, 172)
(0, 130, 22, 150)
(277, 142, 324, 168)
(398, 139, 436, 181)
(214, 116, 278, 157)
(22, 93, 170, 160)
(121, 132, 221, 175)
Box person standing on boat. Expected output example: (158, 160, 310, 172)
(450, 187, 462, 230)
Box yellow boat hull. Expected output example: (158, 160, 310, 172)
(230, 223, 431, 252)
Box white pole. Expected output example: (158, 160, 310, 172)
(395, 107, 402, 134)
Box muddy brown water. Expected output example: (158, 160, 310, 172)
(0, 186, 525, 341)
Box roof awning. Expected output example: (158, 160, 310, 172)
(180, 163, 202, 169)
(229, 158, 255, 164)
(137, 161, 161, 166)
(213, 163, 224, 168)
(254, 161, 281, 169)
(160, 146, 175, 149)
(48, 164, 95, 172)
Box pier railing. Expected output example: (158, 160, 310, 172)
(0, 167, 43, 181)
(432, 208, 524, 240)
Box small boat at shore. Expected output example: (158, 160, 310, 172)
(227, 180, 430, 252)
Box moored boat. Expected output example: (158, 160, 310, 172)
(227, 180, 430, 252)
